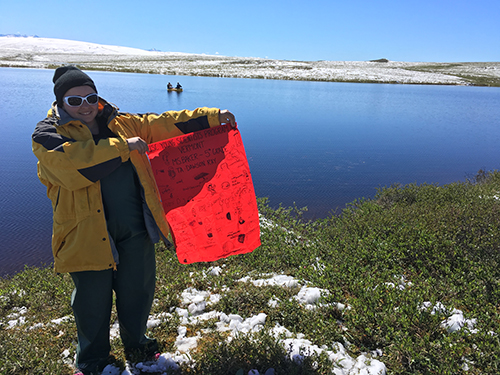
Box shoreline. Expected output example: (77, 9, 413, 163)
(2, 58, 499, 87)
(1, 36, 499, 87)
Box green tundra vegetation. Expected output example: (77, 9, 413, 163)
(1, 170, 499, 374)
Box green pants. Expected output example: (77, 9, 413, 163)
(70, 230, 157, 373)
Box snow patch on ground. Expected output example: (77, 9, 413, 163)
(3, 270, 496, 374)
(2, 273, 388, 375)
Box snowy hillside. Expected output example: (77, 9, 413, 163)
(0, 35, 161, 55)
(1, 35, 499, 86)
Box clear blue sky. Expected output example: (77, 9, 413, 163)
(1, 0, 499, 62)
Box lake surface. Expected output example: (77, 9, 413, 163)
(1, 67, 499, 276)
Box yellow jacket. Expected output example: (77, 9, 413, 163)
(32, 99, 221, 273)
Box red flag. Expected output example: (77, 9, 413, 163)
(147, 125, 261, 263)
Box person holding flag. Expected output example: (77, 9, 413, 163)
(32, 66, 235, 375)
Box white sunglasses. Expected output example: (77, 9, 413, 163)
(63, 93, 99, 107)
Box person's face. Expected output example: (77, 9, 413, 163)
(62, 86, 98, 124)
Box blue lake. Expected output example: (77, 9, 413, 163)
(1, 67, 499, 276)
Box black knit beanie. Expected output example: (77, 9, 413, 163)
(53, 66, 97, 106)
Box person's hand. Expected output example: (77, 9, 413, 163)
(126, 137, 149, 154)
(219, 110, 236, 127)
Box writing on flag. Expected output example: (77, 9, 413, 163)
(148, 125, 260, 263)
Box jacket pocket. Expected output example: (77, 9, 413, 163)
(54, 186, 93, 223)
(52, 216, 77, 260)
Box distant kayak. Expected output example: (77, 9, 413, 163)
(167, 87, 183, 92)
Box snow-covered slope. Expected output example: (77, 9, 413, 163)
(1, 35, 498, 86)
(0, 35, 159, 55)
